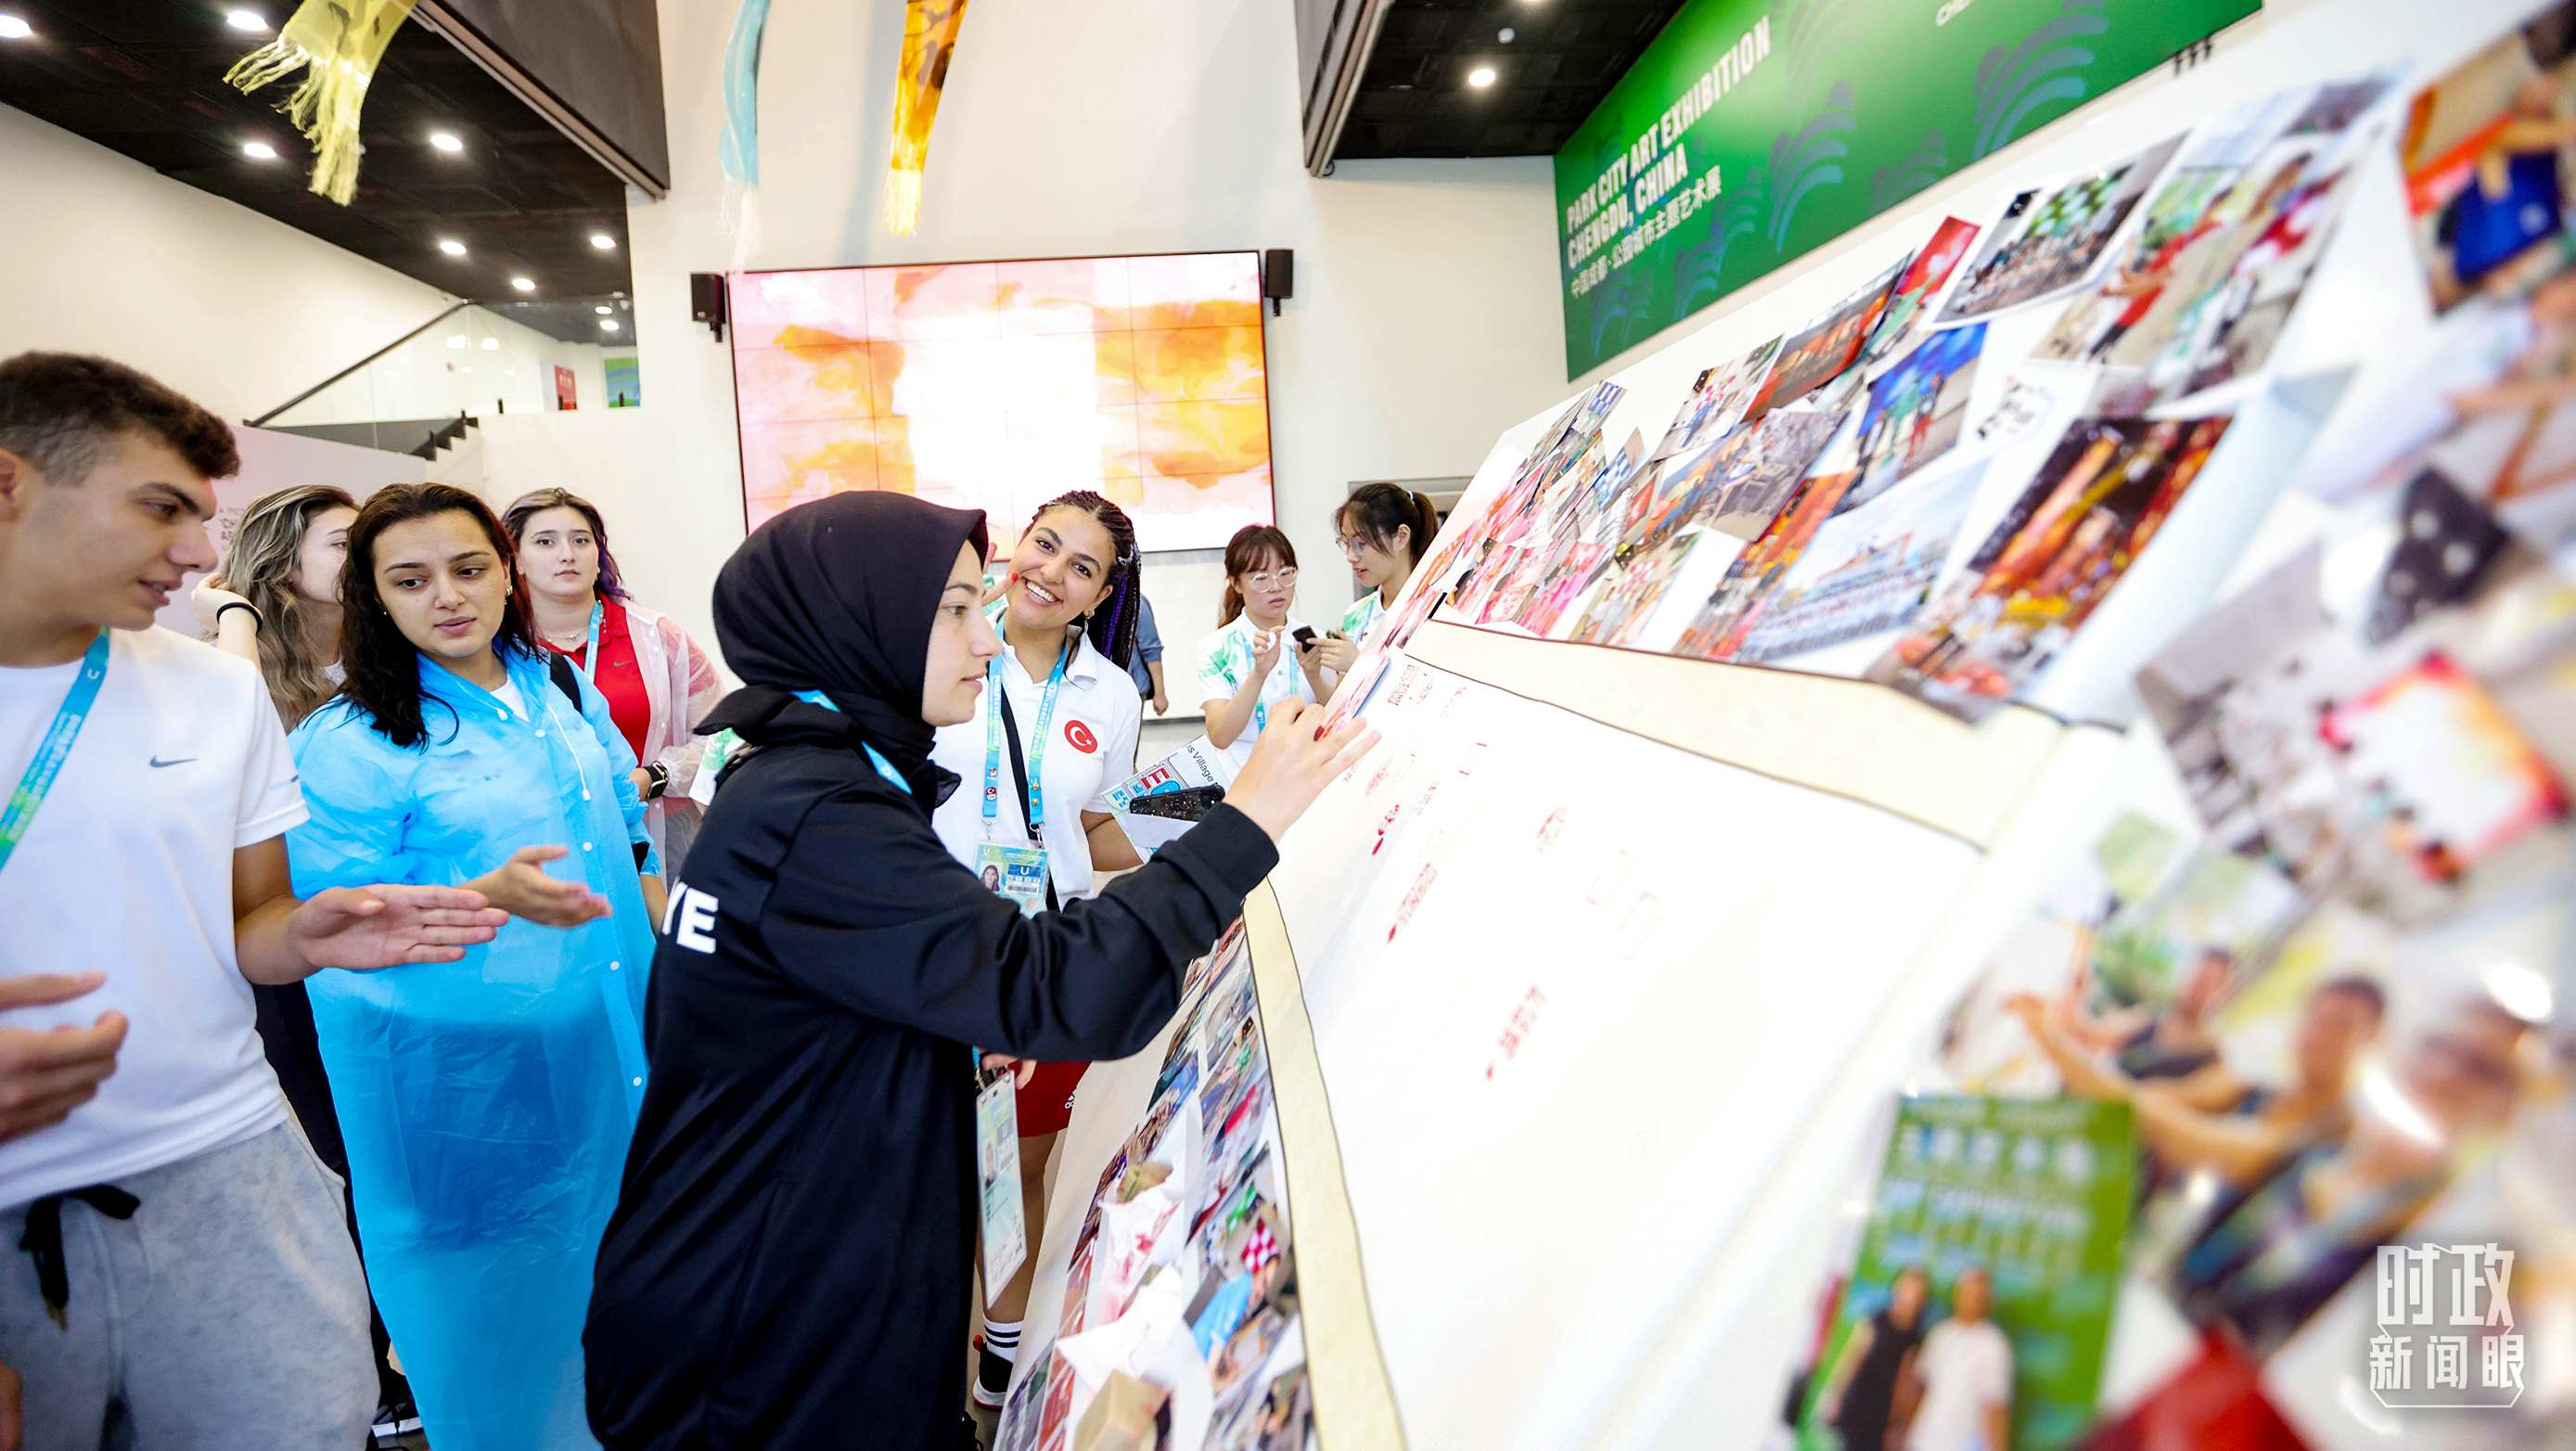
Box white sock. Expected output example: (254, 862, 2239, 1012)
(982, 1316, 1024, 1365)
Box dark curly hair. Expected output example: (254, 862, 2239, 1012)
(336, 483, 539, 749)
(1025, 491, 1143, 669)
(0, 351, 238, 487)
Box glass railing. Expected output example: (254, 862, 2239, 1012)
(255, 297, 640, 454)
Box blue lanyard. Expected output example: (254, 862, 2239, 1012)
(792, 689, 913, 797)
(983, 641, 1069, 845)
(574, 602, 603, 680)
(0, 632, 109, 879)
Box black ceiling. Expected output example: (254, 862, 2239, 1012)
(0, 0, 632, 339)
(1331, 0, 1690, 161)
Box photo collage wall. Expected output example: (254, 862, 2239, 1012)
(1307, 10, 2576, 1447)
(998, 930, 1314, 1451)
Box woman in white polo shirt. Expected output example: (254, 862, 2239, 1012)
(929, 490, 1146, 1409)
(1195, 525, 1332, 770)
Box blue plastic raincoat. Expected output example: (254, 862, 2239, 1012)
(287, 648, 659, 1451)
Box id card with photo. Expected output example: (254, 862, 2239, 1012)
(977, 841, 1049, 916)
(976, 1070, 1029, 1296)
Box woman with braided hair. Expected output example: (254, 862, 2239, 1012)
(925, 490, 1151, 1409)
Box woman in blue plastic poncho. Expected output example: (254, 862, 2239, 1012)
(288, 483, 660, 1451)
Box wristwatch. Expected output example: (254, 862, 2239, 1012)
(643, 762, 670, 801)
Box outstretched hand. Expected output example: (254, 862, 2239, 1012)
(289, 884, 510, 970)
(469, 846, 614, 929)
(1224, 699, 1378, 843)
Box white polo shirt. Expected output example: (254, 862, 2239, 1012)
(931, 632, 1143, 901)
(1191, 612, 1316, 772)
(0, 627, 301, 1207)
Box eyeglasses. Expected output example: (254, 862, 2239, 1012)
(1335, 535, 1367, 557)
(1245, 568, 1299, 589)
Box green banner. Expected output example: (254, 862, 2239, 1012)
(1553, 0, 2261, 377)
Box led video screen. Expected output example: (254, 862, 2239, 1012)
(729, 251, 1276, 551)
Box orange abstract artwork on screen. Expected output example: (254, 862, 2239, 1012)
(730, 251, 1276, 552)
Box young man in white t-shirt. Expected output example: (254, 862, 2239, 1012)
(1903, 1265, 2015, 1451)
(0, 353, 506, 1448)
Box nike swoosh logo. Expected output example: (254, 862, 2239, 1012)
(147, 756, 197, 768)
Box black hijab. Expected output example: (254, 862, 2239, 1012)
(700, 492, 990, 805)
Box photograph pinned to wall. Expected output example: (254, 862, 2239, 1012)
(1930, 866, 2557, 1366)
(1648, 335, 1784, 462)
(1934, 135, 2187, 324)
(2399, 2, 2576, 312)
(1518, 541, 1611, 638)
(1847, 322, 1988, 514)
(1699, 408, 1852, 542)
(2135, 543, 2338, 853)
(1775, 1095, 2135, 1451)
(1672, 469, 1859, 662)
(2134, 536, 2574, 923)
(1566, 527, 1721, 649)
(1745, 256, 1910, 418)
(1733, 460, 1991, 667)
(2047, 79, 2388, 413)
(1937, 817, 2309, 1101)
(2303, 256, 2576, 575)
(1867, 415, 2234, 723)
(1858, 216, 1982, 375)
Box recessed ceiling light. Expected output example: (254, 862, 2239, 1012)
(0, 15, 32, 41)
(224, 9, 268, 32)
(436, 238, 468, 257)
(457, 366, 473, 376)
(1467, 65, 1497, 88)
(509, 276, 536, 293)
(241, 139, 279, 160)
(1498, 27, 1515, 43)
(429, 131, 464, 154)
(594, 304, 612, 315)
(444, 335, 468, 350)
(588, 233, 616, 250)
(480, 337, 500, 352)
(599, 318, 621, 333)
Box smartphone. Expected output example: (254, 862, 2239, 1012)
(1293, 625, 1318, 651)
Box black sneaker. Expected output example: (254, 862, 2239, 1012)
(972, 1342, 1012, 1410)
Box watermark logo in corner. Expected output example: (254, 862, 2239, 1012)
(2371, 1242, 2522, 1410)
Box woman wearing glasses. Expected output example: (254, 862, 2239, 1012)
(1195, 525, 1330, 771)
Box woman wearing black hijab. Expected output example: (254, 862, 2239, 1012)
(582, 494, 1371, 1450)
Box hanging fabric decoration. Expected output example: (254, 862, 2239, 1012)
(719, 0, 775, 271)
(883, 0, 971, 236)
(224, 0, 420, 206)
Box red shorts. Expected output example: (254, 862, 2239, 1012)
(1013, 1060, 1088, 1137)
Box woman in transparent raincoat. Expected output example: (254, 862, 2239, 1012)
(287, 484, 660, 1450)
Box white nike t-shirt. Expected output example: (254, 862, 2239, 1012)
(0, 627, 303, 1207)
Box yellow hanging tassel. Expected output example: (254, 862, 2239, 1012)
(884, 0, 970, 236)
(226, 0, 421, 205)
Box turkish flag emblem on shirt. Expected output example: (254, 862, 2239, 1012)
(1065, 720, 1098, 754)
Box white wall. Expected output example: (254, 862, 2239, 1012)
(277, 310, 613, 429)
(501, 0, 1570, 675)
(0, 104, 456, 422)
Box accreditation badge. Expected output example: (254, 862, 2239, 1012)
(976, 840, 1050, 917)
(975, 1065, 1029, 1296)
